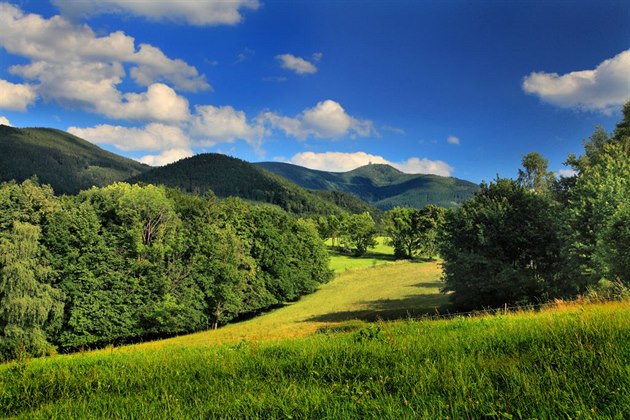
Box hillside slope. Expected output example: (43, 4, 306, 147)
(0, 125, 149, 194)
(1, 264, 626, 418)
(256, 161, 479, 209)
(130, 153, 379, 216)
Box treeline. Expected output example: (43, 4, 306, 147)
(313, 205, 445, 260)
(439, 102, 630, 310)
(0, 182, 332, 360)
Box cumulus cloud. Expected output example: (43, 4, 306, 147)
(447, 135, 460, 145)
(191, 105, 265, 150)
(130, 44, 209, 92)
(0, 3, 206, 121)
(261, 100, 375, 140)
(138, 148, 193, 167)
(0, 79, 36, 111)
(68, 123, 190, 152)
(276, 54, 318, 75)
(111, 83, 190, 122)
(52, 0, 260, 26)
(0, 115, 11, 126)
(68, 103, 266, 160)
(288, 151, 453, 176)
(522, 49, 630, 114)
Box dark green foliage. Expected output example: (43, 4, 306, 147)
(597, 203, 630, 285)
(256, 161, 479, 210)
(341, 212, 378, 256)
(213, 200, 334, 305)
(383, 205, 445, 259)
(310, 190, 382, 221)
(562, 106, 630, 290)
(439, 101, 630, 309)
(0, 126, 149, 194)
(0, 180, 333, 360)
(130, 153, 354, 216)
(440, 179, 564, 310)
(0, 222, 64, 360)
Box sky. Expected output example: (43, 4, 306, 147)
(0, 0, 628, 183)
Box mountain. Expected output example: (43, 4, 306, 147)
(0, 125, 150, 194)
(129, 153, 380, 217)
(255, 162, 479, 209)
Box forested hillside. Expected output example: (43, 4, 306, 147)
(130, 153, 379, 216)
(0, 125, 149, 194)
(256, 162, 479, 209)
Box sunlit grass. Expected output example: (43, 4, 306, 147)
(2, 300, 628, 418)
(327, 236, 397, 272)
(129, 260, 446, 349)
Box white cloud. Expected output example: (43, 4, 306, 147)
(68, 123, 190, 152)
(288, 151, 453, 176)
(111, 83, 190, 122)
(0, 115, 11, 126)
(393, 157, 453, 176)
(522, 49, 630, 114)
(52, 0, 260, 26)
(138, 148, 193, 167)
(447, 135, 460, 145)
(130, 44, 210, 92)
(276, 54, 318, 75)
(312, 52, 323, 62)
(0, 79, 36, 111)
(0, 3, 206, 121)
(261, 100, 375, 140)
(191, 105, 265, 150)
(557, 168, 578, 178)
(68, 102, 266, 159)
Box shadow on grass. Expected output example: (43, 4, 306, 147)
(327, 246, 397, 262)
(327, 246, 438, 264)
(305, 293, 452, 323)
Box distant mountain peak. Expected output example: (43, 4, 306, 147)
(256, 161, 479, 210)
(349, 163, 403, 174)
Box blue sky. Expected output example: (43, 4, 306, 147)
(0, 0, 628, 183)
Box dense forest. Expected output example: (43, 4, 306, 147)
(439, 102, 630, 309)
(0, 125, 149, 194)
(0, 181, 332, 360)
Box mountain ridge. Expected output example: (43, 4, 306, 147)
(255, 161, 479, 209)
(0, 125, 150, 194)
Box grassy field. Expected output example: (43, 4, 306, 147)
(1, 299, 628, 418)
(327, 236, 399, 272)
(1, 247, 628, 418)
(133, 260, 447, 348)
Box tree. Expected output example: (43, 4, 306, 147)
(341, 212, 377, 256)
(383, 207, 423, 259)
(597, 203, 630, 286)
(0, 222, 64, 359)
(517, 152, 554, 194)
(562, 103, 630, 291)
(439, 179, 563, 310)
(416, 204, 445, 261)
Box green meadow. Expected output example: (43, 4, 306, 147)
(326, 236, 397, 272)
(1, 253, 628, 418)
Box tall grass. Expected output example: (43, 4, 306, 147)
(1, 300, 628, 418)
